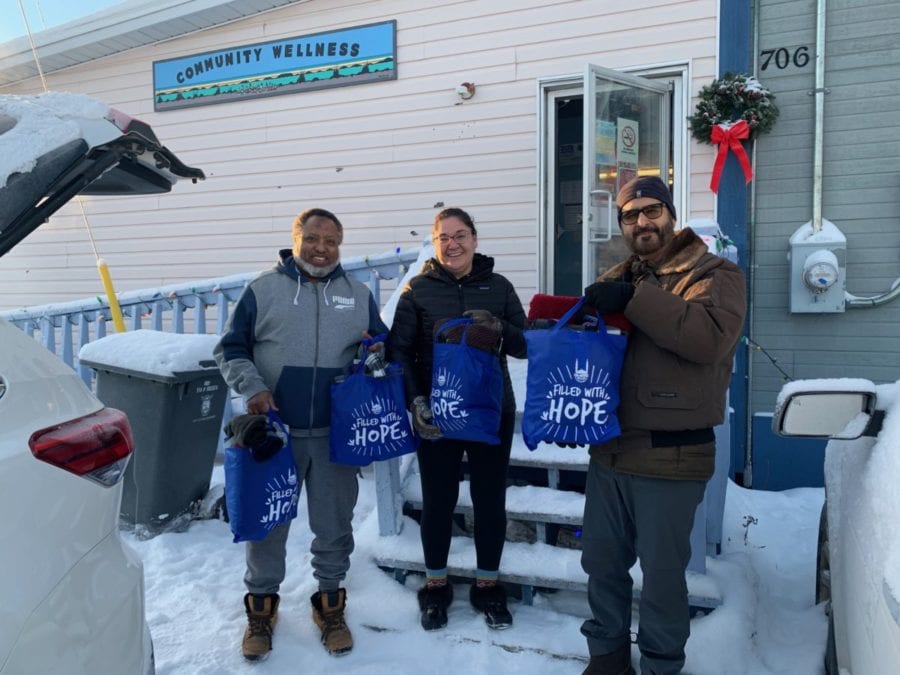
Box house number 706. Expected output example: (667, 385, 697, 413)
(760, 46, 810, 70)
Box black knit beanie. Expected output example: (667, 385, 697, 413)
(615, 176, 676, 222)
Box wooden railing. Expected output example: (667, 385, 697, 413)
(0, 246, 420, 386)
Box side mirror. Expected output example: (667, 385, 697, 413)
(772, 379, 877, 440)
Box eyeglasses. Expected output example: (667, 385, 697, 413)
(433, 231, 472, 245)
(618, 202, 666, 226)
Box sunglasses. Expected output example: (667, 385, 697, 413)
(618, 202, 666, 226)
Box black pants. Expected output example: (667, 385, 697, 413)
(416, 409, 515, 572)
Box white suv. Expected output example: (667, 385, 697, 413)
(773, 378, 900, 675)
(0, 93, 203, 675)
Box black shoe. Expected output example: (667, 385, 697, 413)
(417, 583, 453, 631)
(582, 644, 634, 675)
(469, 583, 513, 630)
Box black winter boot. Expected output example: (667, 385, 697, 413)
(582, 643, 635, 675)
(469, 582, 513, 630)
(417, 583, 454, 631)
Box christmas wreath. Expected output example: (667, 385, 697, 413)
(688, 72, 779, 144)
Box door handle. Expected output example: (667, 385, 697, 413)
(588, 189, 613, 242)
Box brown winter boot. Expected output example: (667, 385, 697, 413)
(311, 588, 353, 655)
(242, 593, 279, 661)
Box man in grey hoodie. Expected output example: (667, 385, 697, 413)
(214, 207, 388, 661)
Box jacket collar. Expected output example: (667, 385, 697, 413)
(649, 228, 711, 275)
(605, 228, 714, 280)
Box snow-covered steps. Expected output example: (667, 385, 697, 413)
(372, 515, 587, 594)
(402, 478, 585, 526)
(368, 515, 723, 609)
(508, 437, 591, 472)
(369, 421, 724, 611)
(506, 438, 590, 495)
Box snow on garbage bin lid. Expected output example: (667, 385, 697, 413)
(78, 329, 221, 383)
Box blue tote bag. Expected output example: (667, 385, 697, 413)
(522, 297, 627, 450)
(224, 411, 299, 543)
(330, 360, 418, 466)
(430, 317, 503, 445)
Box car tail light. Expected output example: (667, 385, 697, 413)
(106, 106, 160, 145)
(106, 107, 135, 132)
(29, 407, 134, 487)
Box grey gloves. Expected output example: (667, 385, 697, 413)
(463, 309, 503, 334)
(583, 281, 635, 314)
(410, 395, 442, 440)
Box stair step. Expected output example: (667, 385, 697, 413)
(509, 435, 590, 471)
(371, 516, 589, 591)
(368, 515, 723, 609)
(402, 477, 584, 526)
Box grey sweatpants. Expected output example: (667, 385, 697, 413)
(245, 434, 359, 595)
(580, 461, 706, 675)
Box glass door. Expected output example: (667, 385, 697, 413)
(581, 64, 671, 287)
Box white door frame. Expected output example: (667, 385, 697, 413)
(537, 63, 689, 294)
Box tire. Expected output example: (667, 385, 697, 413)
(818, 502, 838, 675)
(825, 611, 838, 675)
(815, 502, 830, 605)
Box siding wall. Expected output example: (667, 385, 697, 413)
(752, 0, 900, 411)
(0, 0, 718, 311)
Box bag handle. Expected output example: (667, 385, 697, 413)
(266, 409, 289, 436)
(434, 317, 474, 346)
(350, 332, 389, 375)
(552, 296, 607, 334)
(363, 332, 388, 349)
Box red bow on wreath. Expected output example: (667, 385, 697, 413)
(709, 119, 753, 193)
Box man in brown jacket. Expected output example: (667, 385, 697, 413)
(578, 176, 746, 675)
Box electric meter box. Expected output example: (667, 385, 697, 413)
(789, 219, 847, 314)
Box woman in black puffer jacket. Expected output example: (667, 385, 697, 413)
(387, 207, 526, 633)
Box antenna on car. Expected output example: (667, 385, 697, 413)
(16, 0, 128, 333)
(16, 0, 48, 90)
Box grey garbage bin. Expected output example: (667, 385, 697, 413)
(80, 335, 226, 536)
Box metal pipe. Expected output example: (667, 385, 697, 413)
(812, 0, 827, 232)
(744, 0, 762, 487)
(846, 282, 900, 308)
(813, 0, 900, 309)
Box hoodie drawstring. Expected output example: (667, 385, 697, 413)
(291, 267, 339, 306)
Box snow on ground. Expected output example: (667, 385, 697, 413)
(127, 470, 826, 674)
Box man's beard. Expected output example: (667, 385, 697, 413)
(627, 220, 675, 257)
(630, 227, 663, 255)
(296, 257, 339, 278)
